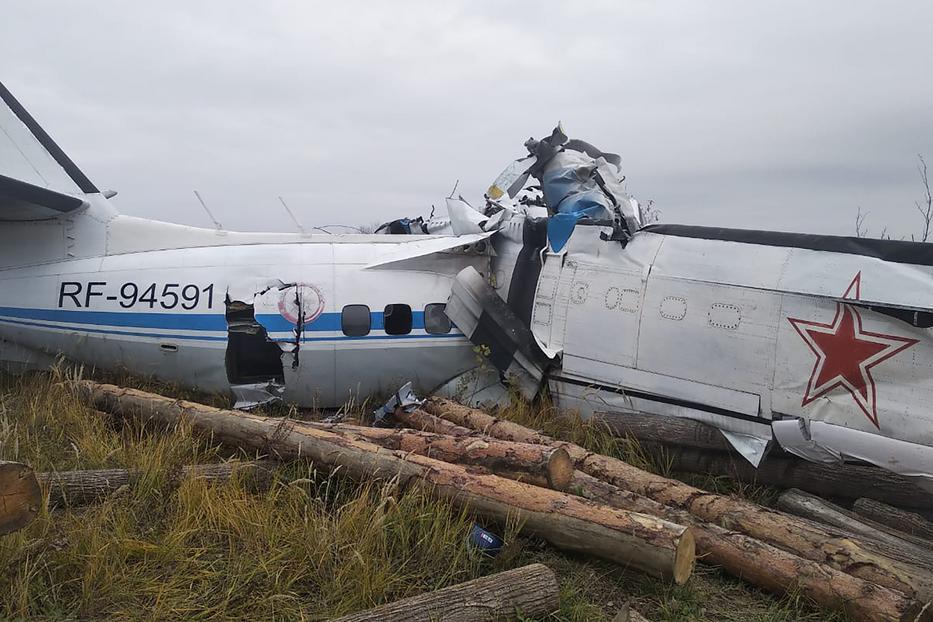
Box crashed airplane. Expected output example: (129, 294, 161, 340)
(2, 81, 933, 488)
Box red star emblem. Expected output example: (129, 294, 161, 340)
(787, 273, 918, 429)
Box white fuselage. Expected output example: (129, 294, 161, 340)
(526, 221, 933, 476)
(0, 207, 489, 407)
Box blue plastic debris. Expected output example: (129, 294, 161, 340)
(468, 523, 504, 556)
(546, 212, 580, 253)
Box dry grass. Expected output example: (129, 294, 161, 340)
(0, 369, 847, 621)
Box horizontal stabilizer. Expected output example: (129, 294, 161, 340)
(0, 174, 86, 221)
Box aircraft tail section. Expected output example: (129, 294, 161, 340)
(0, 80, 102, 222)
(0, 81, 115, 267)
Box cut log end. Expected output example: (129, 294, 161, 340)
(546, 447, 575, 491)
(0, 461, 41, 536)
(673, 528, 696, 585)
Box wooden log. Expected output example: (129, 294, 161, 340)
(570, 471, 927, 622)
(854, 497, 933, 543)
(304, 422, 574, 491)
(653, 443, 933, 510)
(79, 381, 696, 583)
(776, 489, 933, 570)
(0, 461, 41, 536)
(394, 408, 475, 436)
(397, 405, 933, 618)
(596, 411, 734, 453)
(424, 397, 933, 601)
(38, 460, 277, 507)
(329, 563, 559, 622)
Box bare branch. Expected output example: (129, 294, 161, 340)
(855, 206, 869, 238)
(916, 154, 932, 243)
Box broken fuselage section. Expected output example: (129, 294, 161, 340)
(442, 130, 933, 487)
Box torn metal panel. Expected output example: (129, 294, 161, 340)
(372, 381, 424, 426)
(487, 155, 536, 200)
(225, 300, 262, 335)
(541, 149, 615, 221)
(720, 430, 770, 468)
(446, 266, 553, 400)
(521, 125, 641, 236)
(771, 418, 842, 463)
(808, 420, 933, 484)
(446, 197, 488, 235)
(529, 252, 572, 359)
(231, 381, 284, 411)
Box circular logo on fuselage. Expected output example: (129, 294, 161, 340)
(278, 283, 325, 325)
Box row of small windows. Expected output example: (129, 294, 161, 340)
(341, 303, 451, 336)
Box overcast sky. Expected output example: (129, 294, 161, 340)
(2, 1, 931, 237)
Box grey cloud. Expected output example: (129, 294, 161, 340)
(1, 1, 931, 237)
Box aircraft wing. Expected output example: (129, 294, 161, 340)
(0, 81, 95, 221)
(363, 231, 494, 270)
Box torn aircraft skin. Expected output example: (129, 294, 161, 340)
(2, 83, 933, 489)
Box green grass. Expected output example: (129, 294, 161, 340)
(0, 368, 847, 621)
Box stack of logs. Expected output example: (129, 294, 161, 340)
(603, 412, 933, 511)
(5, 381, 933, 621)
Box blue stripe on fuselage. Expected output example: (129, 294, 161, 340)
(0, 307, 456, 342)
(0, 306, 228, 330)
(253, 311, 425, 332)
(0, 307, 427, 333)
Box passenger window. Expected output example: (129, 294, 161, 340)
(384, 304, 412, 335)
(342, 304, 371, 336)
(424, 303, 451, 334)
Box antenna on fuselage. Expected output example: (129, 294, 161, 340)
(193, 190, 224, 231)
(278, 196, 307, 234)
